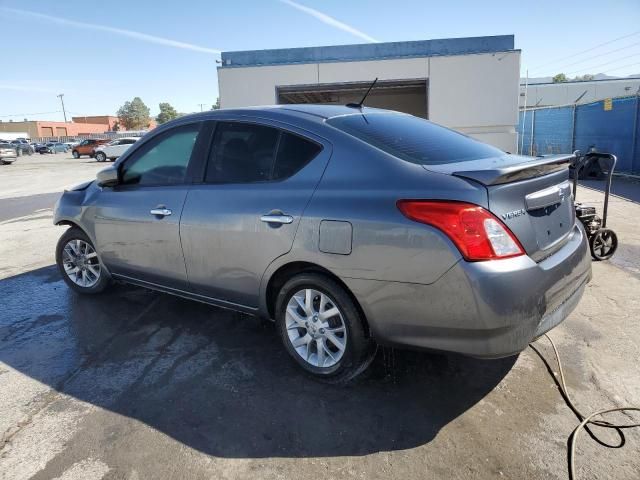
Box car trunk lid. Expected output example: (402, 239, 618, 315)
(425, 154, 576, 261)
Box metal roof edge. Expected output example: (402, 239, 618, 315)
(220, 35, 515, 68)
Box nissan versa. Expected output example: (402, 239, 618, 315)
(54, 105, 592, 382)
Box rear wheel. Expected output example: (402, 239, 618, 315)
(276, 273, 374, 383)
(56, 227, 111, 294)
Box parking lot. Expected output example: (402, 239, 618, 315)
(1, 153, 639, 479)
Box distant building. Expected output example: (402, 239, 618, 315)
(519, 77, 640, 108)
(72, 115, 157, 132)
(218, 35, 521, 152)
(0, 120, 107, 139)
(0, 116, 157, 139)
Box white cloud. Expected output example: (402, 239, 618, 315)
(0, 7, 221, 55)
(279, 0, 379, 43)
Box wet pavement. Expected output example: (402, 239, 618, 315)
(0, 155, 639, 479)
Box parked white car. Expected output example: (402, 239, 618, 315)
(94, 137, 139, 162)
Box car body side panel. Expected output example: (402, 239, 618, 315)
(269, 141, 486, 284)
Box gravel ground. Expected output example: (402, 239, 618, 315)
(0, 154, 638, 480)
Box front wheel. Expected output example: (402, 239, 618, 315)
(276, 273, 374, 384)
(72, 150, 80, 159)
(56, 227, 111, 294)
(95, 152, 107, 162)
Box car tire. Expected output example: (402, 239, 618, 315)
(56, 227, 111, 295)
(275, 272, 375, 384)
(72, 150, 80, 159)
(95, 152, 106, 162)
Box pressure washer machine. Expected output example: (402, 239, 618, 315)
(571, 151, 619, 261)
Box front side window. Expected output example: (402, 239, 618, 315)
(121, 123, 200, 186)
(206, 122, 279, 183)
(327, 113, 504, 165)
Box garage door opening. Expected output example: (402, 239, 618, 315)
(277, 79, 428, 118)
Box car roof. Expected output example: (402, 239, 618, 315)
(177, 104, 392, 124)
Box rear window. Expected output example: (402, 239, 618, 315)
(326, 113, 503, 165)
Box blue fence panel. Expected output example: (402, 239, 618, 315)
(518, 96, 640, 173)
(532, 106, 573, 156)
(574, 97, 637, 173)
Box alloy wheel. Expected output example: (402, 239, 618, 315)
(62, 239, 101, 287)
(285, 288, 347, 368)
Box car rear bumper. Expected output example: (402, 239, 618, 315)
(344, 222, 591, 358)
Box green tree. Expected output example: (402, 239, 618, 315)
(552, 73, 568, 83)
(117, 97, 151, 130)
(156, 102, 179, 124)
(574, 74, 595, 82)
(212, 97, 220, 110)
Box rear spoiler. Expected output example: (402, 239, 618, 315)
(452, 154, 575, 186)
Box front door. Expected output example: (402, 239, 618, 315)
(180, 120, 330, 307)
(92, 122, 204, 290)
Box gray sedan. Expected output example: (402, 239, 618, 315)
(53, 105, 591, 382)
(39, 142, 69, 154)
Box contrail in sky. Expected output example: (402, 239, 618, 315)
(0, 7, 221, 55)
(279, 0, 379, 43)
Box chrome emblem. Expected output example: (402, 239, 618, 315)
(501, 209, 526, 220)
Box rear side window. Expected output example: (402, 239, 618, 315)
(205, 122, 322, 184)
(326, 113, 503, 165)
(273, 132, 322, 181)
(206, 122, 279, 183)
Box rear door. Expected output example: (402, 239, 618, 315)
(92, 122, 205, 289)
(180, 119, 331, 307)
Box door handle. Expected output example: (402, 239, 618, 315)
(260, 214, 294, 224)
(150, 207, 172, 217)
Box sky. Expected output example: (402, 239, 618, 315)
(1, 0, 639, 122)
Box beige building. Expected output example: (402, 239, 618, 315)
(519, 77, 640, 108)
(218, 35, 521, 152)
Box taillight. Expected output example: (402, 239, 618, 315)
(397, 200, 525, 261)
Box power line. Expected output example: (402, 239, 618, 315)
(597, 61, 640, 74)
(537, 40, 640, 75)
(529, 29, 640, 71)
(564, 52, 640, 75)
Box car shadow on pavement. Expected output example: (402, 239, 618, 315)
(0, 265, 515, 458)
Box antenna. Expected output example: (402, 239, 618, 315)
(346, 78, 378, 109)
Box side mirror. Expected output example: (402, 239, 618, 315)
(96, 165, 119, 187)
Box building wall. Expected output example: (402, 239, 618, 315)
(218, 51, 520, 151)
(519, 78, 640, 108)
(0, 121, 108, 138)
(429, 52, 520, 150)
(0, 122, 39, 138)
(72, 115, 119, 130)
